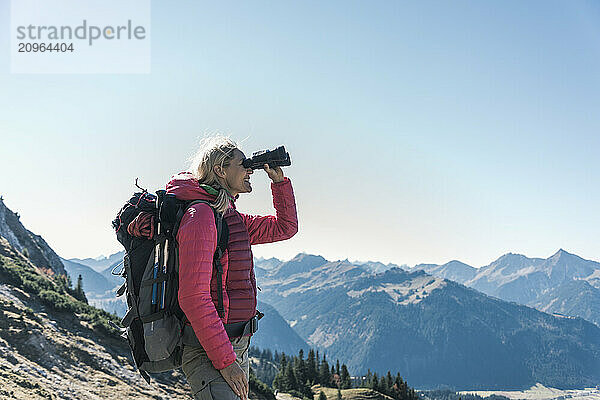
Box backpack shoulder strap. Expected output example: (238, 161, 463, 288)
(214, 211, 229, 260)
(213, 212, 226, 318)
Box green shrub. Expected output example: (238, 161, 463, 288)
(38, 290, 85, 313)
(0, 256, 54, 293)
(0, 254, 120, 336)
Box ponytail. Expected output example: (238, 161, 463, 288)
(189, 136, 238, 214)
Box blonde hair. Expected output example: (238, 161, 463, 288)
(189, 136, 239, 214)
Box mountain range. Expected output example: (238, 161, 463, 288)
(412, 250, 600, 326)
(256, 254, 600, 389)
(68, 252, 124, 273)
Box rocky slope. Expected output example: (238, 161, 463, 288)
(0, 198, 65, 276)
(532, 279, 600, 326)
(0, 237, 192, 399)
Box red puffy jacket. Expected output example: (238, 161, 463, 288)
(165, 172, 298, 370)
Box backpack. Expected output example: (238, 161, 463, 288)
(112, 186, 229, 383)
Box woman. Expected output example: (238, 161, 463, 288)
(165, 137, 298, 400)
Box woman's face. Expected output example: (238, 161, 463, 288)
(221, 149, 253, 196)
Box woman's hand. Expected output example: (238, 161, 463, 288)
(219, 360, 248, 400)
(264, 164, 285, 183)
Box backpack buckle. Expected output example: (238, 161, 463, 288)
(250, 314, 259, 334)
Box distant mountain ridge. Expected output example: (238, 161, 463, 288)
(254, 256, 284, 270)
(413, 260, 477, 283)
(69, 251, 124, 273)
(414, 249, 600, 326)
(84, 249, 600, 329)
(353, 260, 408, 274)
(65, 252, 127, 316)
(61, 258, 116, 295)
(468, 249, 600, 300)
(60, 257, 127, 316)
(269, 253, 328, 278)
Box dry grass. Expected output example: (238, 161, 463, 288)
(311, 384, 393, 400)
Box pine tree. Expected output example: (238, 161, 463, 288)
(285, 361, 297, 391)
(76, 274, 84, 294)
(363, 369, 372, 388)
(385, 371, 394, 396)
(409, 388, 417, 400)
(392, 373, 402, 400)
(336, 359, 340, 375)
(307, 349, 317, 384)
(394, 373, 403, 389)
(272, 354, 288, 391)
(402, 379, 409, 400)
(295, 349, 307, 387)
(295, 349, 312, 397)
(340, 364, 351, 389)
(274, 350, 280, 364)
(319, 354, 331, 387)
(372, 373, 379, 393)
(75, 274, 88, 304)
(330, 365, 340, 389)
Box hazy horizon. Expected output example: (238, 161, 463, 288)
(64, 246, 596, 271)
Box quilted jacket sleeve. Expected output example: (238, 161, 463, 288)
(177, 203, 236, 370)
(240, 177, 298, 245)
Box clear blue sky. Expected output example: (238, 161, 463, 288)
(0, 1, 599, 267)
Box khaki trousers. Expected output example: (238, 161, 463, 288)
(182, 336, 250, 400)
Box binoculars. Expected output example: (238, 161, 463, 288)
(242, 146, 291, 170)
